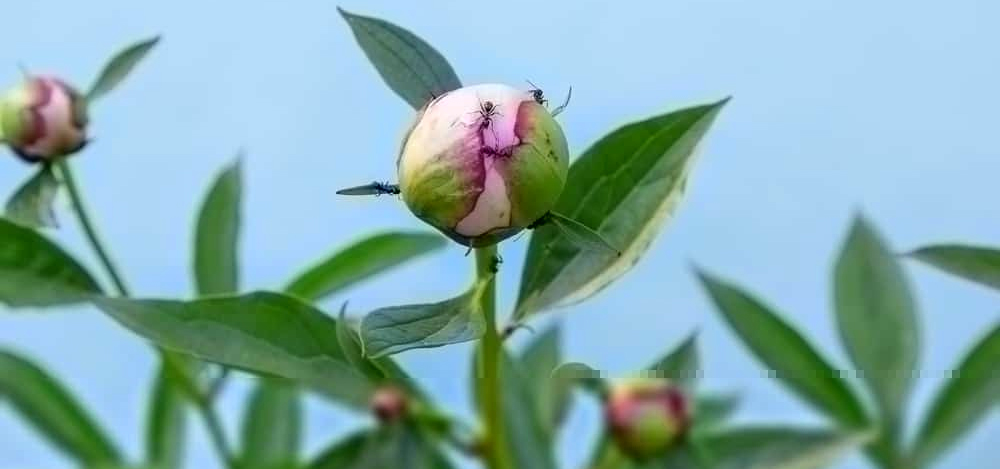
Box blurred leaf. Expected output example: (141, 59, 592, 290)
(94, 292, 374, 408)
(497, 350, 559, 469)
(551, 362, 607, 397)
(361, 281, 487, 358)
(586, 433, 699, 469)
(0, 350, 121, 465)
(908, 244, 1000, 292)
(337, 307, 426, 399)
(0, 218, 103, 307)
(692, 393, 741, 435)
(285, 232, 445, 302)
(338, 8, 461, 109)
(87, 36, 160, 102)
(517, 99, 728, 318)
(834, 215, 919, 421)
(240, 378, 302, 469)
(307, 425, 454, 469)
(911, 322, 1000, 466)
(5, 166, 60, 228)
(700, 427, 875, 469)
(194, 159, 242, 296)
(144, 363, 187, 469)
(697, 270, 869, 428)
(647, 333, 700, 391)
(518, 325, 567, 438)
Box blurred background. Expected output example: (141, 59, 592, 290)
(0, 1, 997, 468)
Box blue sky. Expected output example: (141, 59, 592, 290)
(1, 1, 997, 468)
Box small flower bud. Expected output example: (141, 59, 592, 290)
(0, 76, 89, 163)
(397, 83, 569, 247)
(605, 378, 691, 460)
(370, 386, 409, 423)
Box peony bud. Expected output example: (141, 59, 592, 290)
(605, 378, 691, 460)
(0, 76, 89, 163)
(397, 83, 569, 247)
(370, 386, 409, 423)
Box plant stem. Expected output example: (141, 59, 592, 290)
(56, 160, 131, 296)
(57, 160, 237, 468)
(474, 246, 510, 469)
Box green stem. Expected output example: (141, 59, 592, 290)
(474, 246, 510, 469)
(58, 160, 237, 468)
(56, 160, 131, 296)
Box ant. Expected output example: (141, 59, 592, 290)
(336, 181, 400, 196)
(469, 98, 502, 148)
(526, 80, 547, 106)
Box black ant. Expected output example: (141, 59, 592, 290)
(470, 98, 502, 148)
(526, 80, 547, 106)
(336, 181, 400, 196)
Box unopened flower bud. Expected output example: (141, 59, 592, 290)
(397, 83, 569, 247)
(0, 76, 88, 162)
(605, 379, 691, 460)
(370, 386, 409, 423)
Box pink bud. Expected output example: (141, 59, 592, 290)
(0, 76, 89, 162)
(370, 386, 409, 423)
(605, 379, 691, 460)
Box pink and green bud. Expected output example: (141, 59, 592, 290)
(397, 83, 569, 247)
(605, 378, 691, 460)
(0, 76, 89, 163)
(370, 386, 409, 423)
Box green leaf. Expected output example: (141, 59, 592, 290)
(548, 211, 622, 257)
(360, 281, 487, 358)
(144, 363, 187, 469)
(87, 36, 160, 102)
(908, 244, 1000, 292)
(0, 218, 103, 307)
(497, 350, 559, 469)
(692, 393, 741, 435)
(338, 8, 461, 109)
(697, 270, 869, 428)
(94, 292, 374, 408)
(285, 232, 445, 302)
(517, 99, 728, 318)
(0, 350, 121, 465)
(306, 425, 454, 469)
(700, 427, 875, 469)
(551, 362, 607, 396)
(833, 215, 919, 421)
(911, 322, 1000, 466)
(647, 333, 700, 391)
(193, 159, 242, 296)
(336, 306, 426, 399)
(518, 325, 567, 438)
(5, 166, 60, 228)
(240, 379, 302, 469)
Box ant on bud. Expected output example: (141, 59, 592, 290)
(526, 80, 547, 106)
(336, 181, 401, 196)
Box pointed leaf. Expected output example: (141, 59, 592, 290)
(336, 307, 427, 399)
(88, 36, 160, 102)
(338, 8, 461, 109)
(517, 99, 728, 318)
(647, 333, 700, 391)
(285, 232, 445, 302)
(692, 393, 741, 435)
(361, 281, 487, 358)
(912, 322, 1000, 466)
(833, 216, 919, 421)
(5, 166, 60, 228)
(700, 427, 875, 469)
(548, 211, 621, 257)
(307, 425, 454, 469)
(518, 325, 567, 437)
(94, 292, 374, 407)
(0, 218, 103, 307)
(241, 379, 302, 469)
(908, 244, 1000, 292)
(697, 270, 869, 428)
(0, 350, 121, 465)
(144, 362, 187, 469)
(551, 362, 607, 397)
(194, 159, 242, 296)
